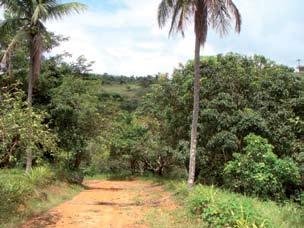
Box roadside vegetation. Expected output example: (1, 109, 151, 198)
(0, 167, 82, 227)
(144, 179, 304, 228)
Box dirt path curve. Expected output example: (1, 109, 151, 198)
(23, 180, 177, 228)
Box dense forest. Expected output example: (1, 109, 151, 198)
(0, 0, 303, 227)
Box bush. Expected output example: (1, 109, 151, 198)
(224, 134, 300, 199)
(187, 185, 269, 227)
(0, 89, 58, 168)
(56, 168, 84, 184)
(0, 170, 33, 220)
(27, 166, 55, 187)
(0, 167, 57, 222)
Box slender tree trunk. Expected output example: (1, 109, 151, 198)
(187, 35, 201, 188)
(25, 147, 33, 174)
(25, 34, 41, 173)
(7, 51, 13, 80)
(74, 152, 82, 170)
(27, 46, 34, 106)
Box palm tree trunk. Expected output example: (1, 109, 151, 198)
(27, 34, 40, 106)
(25, 34, 41, 173)
(25, 37, 35, 174)
(187, 34, 201, 188)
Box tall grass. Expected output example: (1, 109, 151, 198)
(0, 167, 80, 225)
(167, 182, 304, 228)
(27, 166, 56, 187)
(0, 170, 32, 217)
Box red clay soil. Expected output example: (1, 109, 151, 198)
(23, 180, 177, 228)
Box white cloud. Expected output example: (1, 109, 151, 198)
(2, 0, 302, 75)
(0, 8, 3, 19)
(46, 0, 216, 76)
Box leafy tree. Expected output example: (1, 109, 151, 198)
(158, 0, 242, 187)
(49, 76, 105, 170)
(109, 113, 147, 174)
(0, 87, 57, 168)
(70, 55, 95, 75)
(143, 53, 304, 197)
(224, 134, 300, 199)
(107, 112, 184, 176)
(0, 0, 86, 172)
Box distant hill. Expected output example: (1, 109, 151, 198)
(101, 83, 142, 99)
(88, 74, 157, 112)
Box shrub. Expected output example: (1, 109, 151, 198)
(27, 166, 55, 187)
(0, 170, 33, 220)
(0, 90, 58, 168)
(187, 185, 269, 227)
(224, 134, 300, 199)
(56, 168, 84, 184)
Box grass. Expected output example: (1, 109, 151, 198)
(145, 206, 205, 228)
(101, 83, 142, 99)
(162, 181, 304, 228)
(0, 168, 83, 228)
(2, 182, 82, 228)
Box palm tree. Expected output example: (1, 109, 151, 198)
(0, 0, 86, 173)
(158, 0, 241, 187)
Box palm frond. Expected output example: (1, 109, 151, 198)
(158, 0, 241, 42)
(0, 18, 27, 35)
(206, 0, 241, 37)
(0, 0, 31, 18)
(176, 1, 193, 36)
(168, 0, 183, 35)
(157, 0, 197, 37)
(32, 3, 49, 24)
(226, 0, 242, 33)
(46, 2, 87, 21)
(158, 0, 174, 28)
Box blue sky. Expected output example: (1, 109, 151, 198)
(3, 0, 304, 75)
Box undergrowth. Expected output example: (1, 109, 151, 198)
(0, 167, 82, 227)
(166, 181, 304, 228)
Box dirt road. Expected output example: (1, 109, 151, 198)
(23, 180, 177, 228)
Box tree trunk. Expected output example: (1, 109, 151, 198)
(25, 147, 33, 174)
(7, 50, 13, 80)
(74, 152, 82, 170)
(25, 34, 41, 173)
(187, 35, 201, 188)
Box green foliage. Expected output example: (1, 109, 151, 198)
(0, 167, 55, 222)
(0, 169, 82, 227)
(144, 53, 304, 197)
(166, 181, 304, 228)
(108, 113, 147, 173)
(0, 88, 58, 167)
(49, 76, 106, 169)
(224, 134, 300, 199)
(0, 170, 32, 219)
(107, 112, 184, 176)
(187, 185, 269, 227)
(0, 0, 86, 63)
(27, 166, 55, 187)
(58, 169, 84, 184)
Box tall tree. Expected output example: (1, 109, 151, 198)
(0, 0, 86, 173)
(158, 0, 241, 187)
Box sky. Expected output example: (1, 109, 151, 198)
(1, 0, 304, 76)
